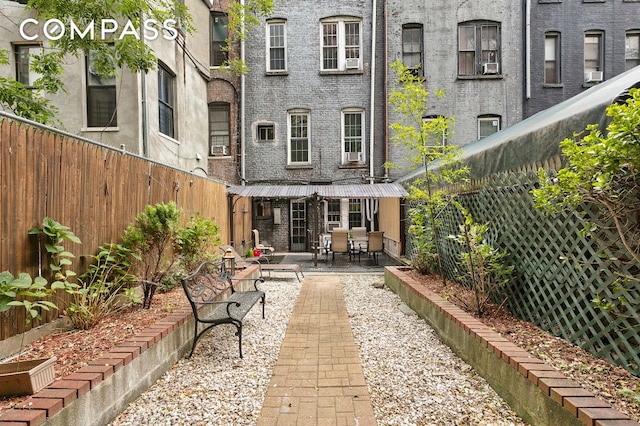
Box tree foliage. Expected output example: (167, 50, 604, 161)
(387, 60, 469, 274)
(532, 87, 640, 312)
(224, 0, 274, 74)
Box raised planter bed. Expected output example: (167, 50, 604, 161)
(384, 266, 639, 426)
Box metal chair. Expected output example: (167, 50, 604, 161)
(367, 231, 384, 264)
(330, 228, 350, 263)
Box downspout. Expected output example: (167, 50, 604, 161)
(240, 0, 247, 185)
(383, 0, 389, 180)
(525, 0, 531, 99)
(141, 15, 150, 157)
(369, 0, 377, 184)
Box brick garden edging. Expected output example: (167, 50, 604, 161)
(0, 266, 261, 426)
(384, 266, 639, 426)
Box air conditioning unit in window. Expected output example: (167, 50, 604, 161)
(345, 58, 360, 69)
(347, 151, 361, 162)
(482, 62, 499, 75)
(210, 145, 229, 156)
(586, 71, 603, 83)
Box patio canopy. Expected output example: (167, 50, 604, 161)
(227, 183, 408, 199)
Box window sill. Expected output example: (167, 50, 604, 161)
(285, 164, 313, 170)
(319, 69, 364, 76)
(81, 127, 120, 132)
(339, 163, 368, 169)
(457, 74, 503, 80)
(159, 132, 180, 145)
(208, 155, 232, 159)
(542, 83, 564, 88)
(266, 71, 288, 76)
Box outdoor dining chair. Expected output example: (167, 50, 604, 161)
(367, 231, 384, 264)
(330, 228, 350, 262)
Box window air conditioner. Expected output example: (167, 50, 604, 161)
(210, 145, 229, 156)
(347, 151, 361, 162)
(345, 58, 360, 69)
(482, 62, 499, 75)
(586, 71, 603, 83)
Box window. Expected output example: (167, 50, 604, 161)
(158, 63, 175, 138)
(211, 12, 228, 67)
(267, 20, 286, 72)
(584, 31, 604, 83)
(288, 110, 310, 164)
(86, 50, 117, 128)
(478, 115, 501, 139)
(626, 31, 640, 70)
(14, 45, 41, 87)
(544, 32, 561, 84)
(257, 123, 275, 142)
(208, 103, 230, 156)
(321, 18, 361, 71)
(327, 199, 341, 228)
(422, 115, 448, 147)
(348, 199, 363, 229)
(342, 110, 364, 164)
(458, 21, 501, 77)
(402, 24, 423, 76)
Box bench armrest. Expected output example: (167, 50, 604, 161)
(195, 299, 241, 317)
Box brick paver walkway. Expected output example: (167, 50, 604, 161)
(257, 275, 377, 426)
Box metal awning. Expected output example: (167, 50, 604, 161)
(227, 183, 407, 199)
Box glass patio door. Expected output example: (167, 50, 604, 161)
(290, 200, 307, 252)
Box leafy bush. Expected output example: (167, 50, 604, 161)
(408, 206, 439, 274)
(175, 213, 222, 274)
(68, 243, 141, 330)
(448, 202, 514, 317)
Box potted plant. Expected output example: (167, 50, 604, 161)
(0, 271, 58, 396)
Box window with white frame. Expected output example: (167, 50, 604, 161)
(544, 32, 561, 84)
(267, 20, 286, 72)
(208, 103, 229, 156)
(326, 199, 341, 231)
(321, 18, 362, 71)
(211, 12, 228, 67)
(288, 110, 310, 164)
(478, 115, 501, 140)
(348, 199, 363, 229)
(458, 21, 501, 77)
(158, 62, 175, 138)
(86, 49, 117, 128)
(584, 31, 604, 83)
(422, 115, 448, 148)
(13, 44, 41, 87)
(402, 24, 423, 76)
(625, 31, 640, 70)
(342, 109, 364, 164)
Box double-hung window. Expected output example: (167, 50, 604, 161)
(267, 20, 287, 72)
(458, 21, 501, 77)
(402, 24, 423, 76)
(208, 103, 230, 156)
(342, 109, 364, 164)
(321, 18, 362, 71)
(86, 49, 117, 128)
(288, 110, 310, 164)
(544, 32, 561, 84)
(211, 12, 228, 67)
(625, 31, 640, 71)
(158, 63, 175, 138)
(584, 31, 604, 83)
(14, 44, 41, 87)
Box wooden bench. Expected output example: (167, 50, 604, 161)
(181, 261, 265, 358)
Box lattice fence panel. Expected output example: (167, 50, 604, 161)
(404, 171, 639, 376)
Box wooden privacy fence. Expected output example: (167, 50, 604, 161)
(0, 118, 229, 341)
(406, 171, 639, 376)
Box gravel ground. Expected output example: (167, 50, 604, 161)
(343, 274, 526, 426)
(111, 274, 526, 426)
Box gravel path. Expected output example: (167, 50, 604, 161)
(111, 274, 526, 425)
(343, 274, 526, 426)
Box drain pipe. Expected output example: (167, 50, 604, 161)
(369, 0, 377, 184)
(140, 14, 149, 157)
(240, 0, 247, 185)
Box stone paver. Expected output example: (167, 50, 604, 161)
(257, 275, 377, 426)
